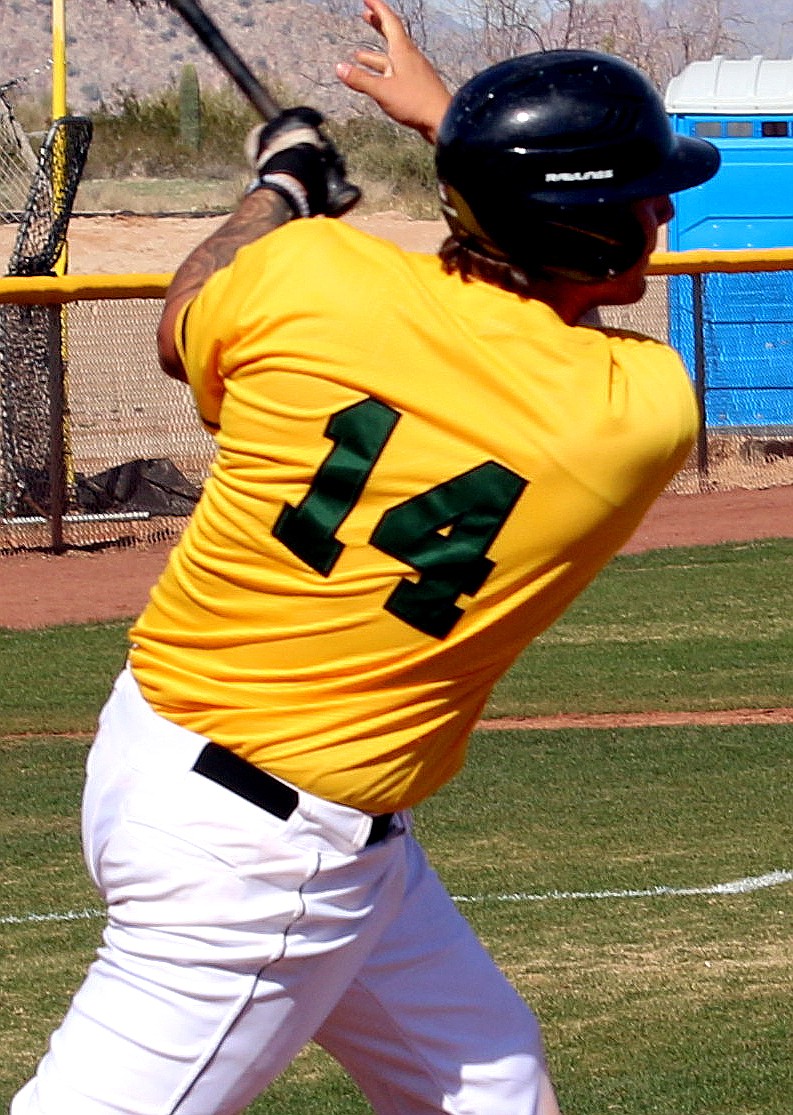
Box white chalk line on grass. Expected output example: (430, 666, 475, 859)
(2, 870, 792, 926)
(451, 869, 793, 904)
(1, 907, 102, 926)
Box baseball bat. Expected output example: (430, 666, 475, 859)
(165, 0, 361, 216)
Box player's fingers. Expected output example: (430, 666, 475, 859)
(361, 0, 411, 47)
(336, 60, 383, 95)
(361, 7, 381, 34)
(352, 48, 393, 77)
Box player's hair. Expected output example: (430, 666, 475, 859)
(435, 49, 720, 282)
(438, 235, 537, 298)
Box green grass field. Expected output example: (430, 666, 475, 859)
(2, 538, 792, 1113)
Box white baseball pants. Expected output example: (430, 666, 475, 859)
(12, 666, 561, 1115)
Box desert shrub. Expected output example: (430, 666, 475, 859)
(330, 115, 437, 215)
(12, 81, 438, 214)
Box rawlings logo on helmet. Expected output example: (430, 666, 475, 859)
(544, 169, 615, 183)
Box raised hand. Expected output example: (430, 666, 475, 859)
(336, 0, 452, 144)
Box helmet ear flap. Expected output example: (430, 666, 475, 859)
(519, 204, 649, 282)
(438, 183, 511, 261)
(440, 183, 648, 282)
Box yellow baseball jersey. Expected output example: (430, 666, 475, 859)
(130, 219, 697, 812)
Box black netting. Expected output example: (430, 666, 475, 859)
(8, 116, 93, 277)
(0, 115, 92, 520)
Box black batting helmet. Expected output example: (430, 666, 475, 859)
(435, 50, 720, 281)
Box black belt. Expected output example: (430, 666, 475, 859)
(192, 741, 393, 846)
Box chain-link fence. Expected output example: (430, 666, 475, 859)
(0, 81, 38, 238)
(0, 276, 212, 552)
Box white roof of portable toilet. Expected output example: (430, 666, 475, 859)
(665, 55, 793, 113)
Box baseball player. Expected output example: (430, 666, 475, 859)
(11, 3, 719, 1113)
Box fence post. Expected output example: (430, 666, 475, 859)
(46, 304, 67, 553)
(692, 271, 708, 484)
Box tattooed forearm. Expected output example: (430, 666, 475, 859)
(157, 187, 295, 380)
(168, 189, 294, 311)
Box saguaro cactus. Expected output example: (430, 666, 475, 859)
(179, 64, 202, 150)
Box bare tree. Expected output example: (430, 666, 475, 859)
(396, 0, 433, 52)
(542, 0, 669, 82)
(450, 0, 546, 63)
(456, 0, 751, 88)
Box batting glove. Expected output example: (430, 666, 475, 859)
(245, 106, 347, 218)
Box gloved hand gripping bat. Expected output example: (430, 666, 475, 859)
(165, 0, 362, 218)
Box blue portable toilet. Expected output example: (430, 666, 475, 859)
(665, 56, 793, 429)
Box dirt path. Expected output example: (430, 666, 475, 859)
(3, 483, 791, 635)
(44, 210, 450, 275)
